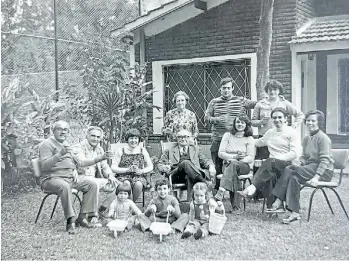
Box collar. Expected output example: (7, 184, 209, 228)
(50, 136, 63, 144)
(260, 95, 286, 104)
(81, 139, 100, 151)
(220, 95, 236, 100)
(309, 129, 320, 136)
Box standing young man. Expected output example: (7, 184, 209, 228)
(205, 78, 256, 180)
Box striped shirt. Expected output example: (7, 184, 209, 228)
(204, 96, 256, 140)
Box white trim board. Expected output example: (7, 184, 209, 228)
(326, 53, 349, 134)
(152, 53, 258, 134)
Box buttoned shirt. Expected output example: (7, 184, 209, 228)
(72, 139, 112, 178)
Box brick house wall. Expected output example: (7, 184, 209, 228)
(140, 0, 302, 145)
(136, 0, 348, 148)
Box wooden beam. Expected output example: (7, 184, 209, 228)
(194, 0, 207, 11)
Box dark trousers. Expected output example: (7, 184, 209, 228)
(210, 139, 223, 189)
(252, 158, 291, 208)
(272, 164, 323, 213)
(171, 160, 206, 201)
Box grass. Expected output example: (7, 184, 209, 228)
(2, 175, 349, 260)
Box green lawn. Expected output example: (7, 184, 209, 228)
(2, 175, 349, 260)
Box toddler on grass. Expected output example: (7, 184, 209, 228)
(181, 182, 225, 240)
(106, 182, 143, 236)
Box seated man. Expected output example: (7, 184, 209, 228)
(72, 126, 120, 218)
(157, 129, 216, 200)
(39, 120, 101, 234)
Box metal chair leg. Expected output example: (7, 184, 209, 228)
(329, 188, 349, 221)
(142, 190, 145, 207)
(35, 194, 52, 223)
(262, 197, 266, 213)
(50, 195, 60, 219)
(307, 188, 320, 222)
(320, 188, 334, 215)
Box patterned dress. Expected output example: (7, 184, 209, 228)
(162, 108, 199, 141)
(117, 148, 148, 187)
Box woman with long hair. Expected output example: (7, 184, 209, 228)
(214, 114, 255, 213)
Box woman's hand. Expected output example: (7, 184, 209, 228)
(309, 175, 320, 186)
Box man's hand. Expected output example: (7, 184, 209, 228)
(218, 115, 228, 124)
(60, 142, 72, 156)
(149, 204, 157, 213)
(103, 150, 114, 160)
(167, 205, 175, 214)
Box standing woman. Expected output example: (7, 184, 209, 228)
(214, 114, 255, 213)
(252, 80, 304, 160)
(162, 91, 199, 143)
(268, 110, 334, 223)
(238, 108, 301, 209)
(111, 129, 153, 202)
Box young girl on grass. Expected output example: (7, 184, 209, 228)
(181, 182, 225, 240)
(106, 182, 143, 237)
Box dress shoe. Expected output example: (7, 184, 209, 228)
(75, 218, 90, 228)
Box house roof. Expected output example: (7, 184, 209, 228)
(110, 0, 230, 38)
(111, 0, 191, 36)
(290, 15, 349, 44)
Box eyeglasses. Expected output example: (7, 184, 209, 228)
(55, 128, 70, 132)
(177, 135, 190, 139)
(272, 116, 284, 120)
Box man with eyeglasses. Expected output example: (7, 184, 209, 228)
(39, 120, 101, 234)
(158, 129, 216, 201)
(205, 77, 257, 182)
(72, 126, 120, 219)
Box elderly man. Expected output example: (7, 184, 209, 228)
(205, 77, 256, 183)
(39, 120, 101, 234)
(158, 129, 216, 200)
(72, 126, 120, 218)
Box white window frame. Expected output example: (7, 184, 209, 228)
(151, 53, 257, 134)
(326, 53, 349, 135)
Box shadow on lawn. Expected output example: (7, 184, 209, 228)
(2, 176, 349, 260)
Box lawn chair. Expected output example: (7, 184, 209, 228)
(32, 158, 82, 223)
(110, 142, 154, 207)
(300, 149, 349, 222)
(159, 141, 211, 202)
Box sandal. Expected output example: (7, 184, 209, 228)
(265, 206, 285, 214)
(282, 215, 301, 224)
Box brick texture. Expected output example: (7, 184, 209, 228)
(136, 0, 347, 145)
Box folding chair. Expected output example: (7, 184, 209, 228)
(301, 149, 349, 222)
(32, 158, 82, 223)
(110, 142, 154, 207)
(159, 141, 211, 202)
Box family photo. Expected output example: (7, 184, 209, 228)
(1, 0, 349, 260)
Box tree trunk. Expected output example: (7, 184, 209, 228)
(256, 0, 274, 100)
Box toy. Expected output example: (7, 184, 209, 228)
(106, 219, 128, 238)
(149, 211, 172, 242)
